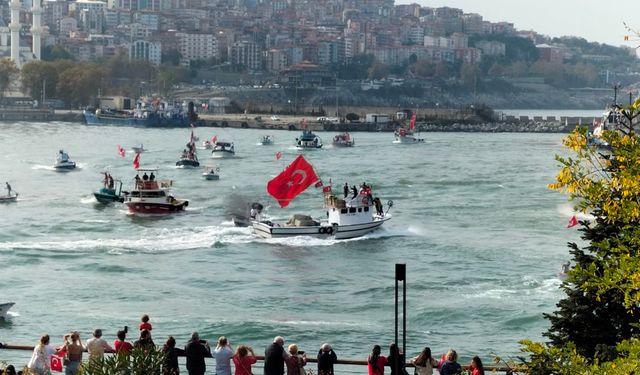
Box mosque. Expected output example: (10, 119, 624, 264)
(0, 0, 42, 68)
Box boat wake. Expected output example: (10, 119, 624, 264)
(557, 203, 595, 221)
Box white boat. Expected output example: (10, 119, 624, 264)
(253, 155, 391, 239)
(332, 132, 355, 147)
(393, 112, 424, 144)
(0, 302, 15, 320)
(124, 169, 188, 215)
(259, 135, 274, 145)
(253, 191, 391, 239)
(53, 150, 76, 170)
(211, 141, 235, 158)
(202, 166, 220, 180)
(296, 130, 323, 149)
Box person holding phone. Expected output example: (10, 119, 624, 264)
(184, 332, 212, 375)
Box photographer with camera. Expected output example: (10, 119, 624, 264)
(184, 332, 212, 375)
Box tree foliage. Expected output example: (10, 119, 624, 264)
(21, 61, 60, 101)
(522, 99, 640, 373)
(0, 59, 19, 97)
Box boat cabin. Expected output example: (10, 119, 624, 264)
(324, 192, 374, 226)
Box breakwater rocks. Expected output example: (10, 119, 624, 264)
(417, 121, 574, 133)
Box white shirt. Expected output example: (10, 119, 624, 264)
(28, 344, 56, 371)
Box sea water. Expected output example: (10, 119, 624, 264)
(0, 122, 576, 368)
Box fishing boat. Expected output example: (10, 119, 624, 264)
(295, 129, 323, 149)
(93, 174, 125, 204)
(393, 113, 424, 144)
(332, 132, 355, 147)
(252, 155, 392, 239)
(202, 166, 220, 180)
(259, 135, 274, 145)
(0, 302, 14, 320)
(53, 150, 76, 170)
(211, 141, 235, 158)
(83, 100, 204, 127)
(124, 169, 188, 215)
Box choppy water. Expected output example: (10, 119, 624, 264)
(0, 122, 576, 368)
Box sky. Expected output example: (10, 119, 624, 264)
(398, 0, 640, 49)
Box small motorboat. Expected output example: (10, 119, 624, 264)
(53, 150, 76, 171)
(0, 302, 15, 320)
(393, 113, 424, 144)
(131, 144, 146, 153)
(296, 130, 322, 149)
(124, 169, 189, 215)
(332, 132, 355, 147)
(93, 174, 125, 204)
(232, 202, 263, 227)
(202, 166, 220, 180)
(176, 133, 200, 168)
(0, 192, 18, 203)
(176, 158, 200, 168)
(211, 141, 235, 158)
(259, 135, 274, 145)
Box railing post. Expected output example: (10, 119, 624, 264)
(395, 263, 406, 375)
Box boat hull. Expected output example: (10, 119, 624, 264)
(0, 194, 18, 203)
(94, 190, 124, 204)
(0, 302, 15, 320)
(202, 173, 219, 180)
(393, 136, 424, 144)
(253, 215, 390, 240)
(176, 159, 200, 168)
(84, 110, 202, 128)
(332, 141, 354, 147)
(54, 161, 76, 170)
(211, 151, 235, 158)
(125, 200, 188, 214)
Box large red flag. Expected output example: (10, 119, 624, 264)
(117, 145, 125, 158)
(566, 215, 578, 228)
(50, 355, 63, 372)
(132, 152, 141, 169)
(267, 155, 318, 208)
(409, 112, 416, 130)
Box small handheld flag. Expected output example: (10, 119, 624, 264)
(50, 355, 63, 372)
(276, 151, 282, 160)
(566, 215, 578, 228)
(117, 145, 125, 158)
(212, 135, 217, 144)
(133, 152, 141, 169)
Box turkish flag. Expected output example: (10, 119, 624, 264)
(267, 155, 318, 208)
(212, 135, 217, 144)
(132, 152, 141, 169)
(117, 145, 125, 158)
(50, 355, 63, 372)
(322, 186, 332, 193)
(409, 112, 416, 130)
(276, 151, 282, 160)
(566, 215, 578, 228)
(314, 180, 323, 188)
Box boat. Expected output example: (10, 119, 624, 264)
(53, 150, 76, 170)
(259, 135, 274, 145)
(202, 166, 220, 180)
(83, 99, 204, 127)
(131, 144, 146, 153)
(0, 192, 18, 203)
(295, 129, 323, 149)
(211, 141, 235, 158)
(252, 155, 392, 239)
(93, 173, 125, 204)
(332, 132, 355, 147)
(393, 113, 424, 144)
(232, 202, 264, 227)
(124, 169, 189, 215)
(0, 302, 14, 320)
(176, 131, 200, 168)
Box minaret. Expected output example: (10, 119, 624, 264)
(9, 0, 21, 67)
(31, 0, 42, 60)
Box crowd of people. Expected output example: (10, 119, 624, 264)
(1, 314, 487, 375)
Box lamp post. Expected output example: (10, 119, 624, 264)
(394, 263, 406, 375)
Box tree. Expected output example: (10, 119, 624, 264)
(56, 63, 106, 107)
(522, 99, 640, 372)
(0, 59, 19, 97)
(21, 61, 60, 102)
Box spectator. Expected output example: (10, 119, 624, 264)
(367, 345, 387, 375)
(213, 336, 234, 375)
(162, 336, 185, 375)
(233, 345, 257, 375)
(3, 365, 17, 375)
(114, 329, 134, 355)
(468, 356, 485, 375)
(317, 343, 337, 375)
(410, 347, 438, 375)
(86, 329, 114, 362)
(439, 349, 461, 375)
(285, 344, 306, 375)
(264, 336, 288, 375)
(61, 331, 83, 375)
(387, 343, 405, 375)
(140, 314, 153, 332)
(27, 335, 57, 375)
(184, 332, 211, 375)
(134, 329, 155, 351)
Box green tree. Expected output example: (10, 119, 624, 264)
(522, 100, 640, 373)
(0, 59, 19, 97)
(57, 63, 106, 107)
(21, 61, 59, 102)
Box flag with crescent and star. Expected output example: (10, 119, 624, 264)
(267, 155, 318, 208)
(50, 355, 63, 372)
